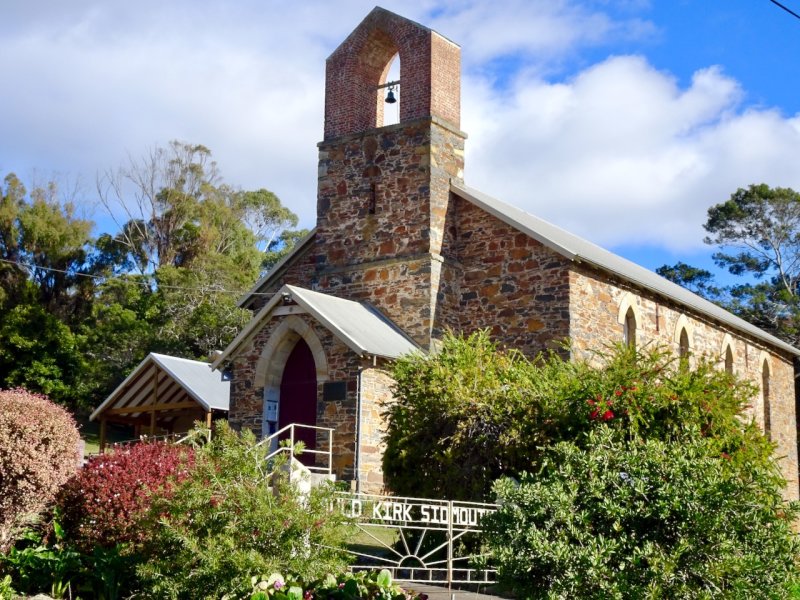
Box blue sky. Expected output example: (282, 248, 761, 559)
(1, 1, 799, 283)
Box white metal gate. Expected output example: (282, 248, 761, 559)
(335, 492, 497, 585)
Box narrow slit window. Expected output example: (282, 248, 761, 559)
(368, 182, 377, 214)
(678, 328, 690, 367)
(762, 360, 771, 439)
(623, 307, 636, 349)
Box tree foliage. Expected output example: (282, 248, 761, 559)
(655, 261, 721, 300)
(660, 183, 800, 346)
(97, 141, 297, 275)
(0, 140, 302, 413)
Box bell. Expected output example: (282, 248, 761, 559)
(385, 87, 397, 104)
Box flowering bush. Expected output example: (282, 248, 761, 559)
(0, 388, 80, 554)
(385, 333, 765, 501)
(136, 422, 352, 599)
(57, 440, 195, 552)
(242, 570, 423, 600)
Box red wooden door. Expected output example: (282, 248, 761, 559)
(279, 339, 317, 465)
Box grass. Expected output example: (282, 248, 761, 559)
(77, 417, 133, 456)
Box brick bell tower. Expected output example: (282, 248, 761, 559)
(314, 7, 465, 349)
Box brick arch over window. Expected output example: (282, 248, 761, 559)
(324, 6, 461, 139)
(617, 293, 641, 348)
(255, 316, 330, 394)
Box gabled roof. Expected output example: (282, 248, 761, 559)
(452, 181, 800, 357)
(89, 353, 230, 422)
(214, 284, 419, 369)
(238, 228, 317, 309)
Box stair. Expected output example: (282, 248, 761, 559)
(257, 423, 336, 493)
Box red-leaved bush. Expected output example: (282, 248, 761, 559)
(57, 441, 195, 551)
(0, 388, 81, 554)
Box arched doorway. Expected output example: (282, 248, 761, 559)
(279, 338, 318, 465)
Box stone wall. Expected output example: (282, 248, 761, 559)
(315, 117, 464, 348)
(228, 311, 369, 482)
(440, 196, 572, 357)
(569, 264, 799, 499)
(357, 365, 396, 493)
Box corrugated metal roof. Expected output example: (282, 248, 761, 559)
(453, 181, 800, 357)
(285, 285, 419, 358)
(214, 284, 419, 369)
(89, 353, 230, 422)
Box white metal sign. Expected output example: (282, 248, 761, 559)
(335, 492, 497, 585)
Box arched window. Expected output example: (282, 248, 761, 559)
(678, 327, 690, 367)
(762, 359, 771, 439)
(623, 307, 637, 349)
(617, 293, 640, 350)
(724, 345, 734, 374)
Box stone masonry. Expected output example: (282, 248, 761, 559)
(223, 6, 800, 498)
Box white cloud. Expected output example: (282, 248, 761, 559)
(1, 0, 800, 259)
(464, 56, 800, 251)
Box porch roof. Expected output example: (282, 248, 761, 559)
(89, 353, 230, 423)
(214, 284, 419, 368)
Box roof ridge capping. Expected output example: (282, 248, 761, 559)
(450, 181, 800, 357)
(150, 352, 214, 366)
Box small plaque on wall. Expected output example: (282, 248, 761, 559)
(323, 381, 347, 401)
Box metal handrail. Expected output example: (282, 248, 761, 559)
(257, 423, 334, 476)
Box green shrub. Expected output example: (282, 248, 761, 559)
(384, 330, 541, 501)
(0, 522, 82, 598)
(484, 426, 800, 599)
(0, 388, 80, 554)
(384, 332, 766, 501)
(0, 575, 15, 600)
(136, 422, 352, 599)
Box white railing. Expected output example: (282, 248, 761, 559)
(256, 423, 334, 476)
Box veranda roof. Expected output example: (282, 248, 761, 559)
(89, 353, 230, 423)
(214, 284, 419, 368)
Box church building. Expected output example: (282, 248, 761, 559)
(212, 7, 799, 497)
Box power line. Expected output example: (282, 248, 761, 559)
(769, 0, 800, 21)
(0, 257, 275, 297)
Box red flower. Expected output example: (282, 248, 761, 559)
(602, 410, 614, 421)
(590, 410, 599, 420)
